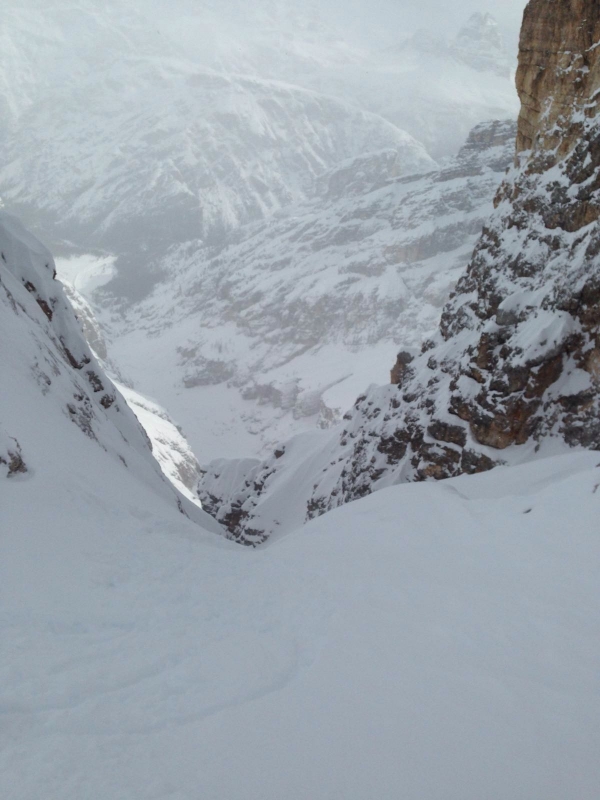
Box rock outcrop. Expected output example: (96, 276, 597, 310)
(199, 0, 600, 543)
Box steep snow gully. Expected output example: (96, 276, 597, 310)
(2, 1, 600, 799)
(2, 437, 600, 798)
(2, 184, 600, 800)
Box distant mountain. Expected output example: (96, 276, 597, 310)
(452, 12, 512, 77)
(0, 1, 433, 287)
(361, 13, 516, 158)
(1, 64, 431, 295)
(0, 2, 517, 277)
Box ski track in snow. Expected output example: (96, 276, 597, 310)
(2, 450, 600, 799)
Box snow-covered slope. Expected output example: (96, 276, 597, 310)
(101, 120, 515, 462)
(115, 382, 203, 505)
(2, 211, 597, 798)
(54, 266, 210, 505)
(3, 444, 599, 798)
(0, 210, 222, 533)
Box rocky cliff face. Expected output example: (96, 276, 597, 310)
(516, 0, 600, 155)
(199, 0, 600, 543)
(432, 0, 600, 456)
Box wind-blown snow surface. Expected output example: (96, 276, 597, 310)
(2, 449, 599, 799)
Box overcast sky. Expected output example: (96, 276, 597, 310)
(306, 0, 527, 51)
(395, 0, 527, 28)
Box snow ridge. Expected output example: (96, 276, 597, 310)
(0, 210, 222, 533)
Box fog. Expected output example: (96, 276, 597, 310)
(359, 0, 527, 34)
(147, 0, 529, 55)
(294, 0, 528, 44)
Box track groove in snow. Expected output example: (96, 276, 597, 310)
(2, 450, 599, 799)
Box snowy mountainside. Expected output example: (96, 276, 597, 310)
(1, 66, 432, 284)
(0, 1, 518, 286)
(56, 265, 216, 505)
(0, 0, 434, 283)
(102, 120, 515, 464)
(0, 210, 221, 533)
(3, 442, 600, 797)
(114, 383, 203, 505)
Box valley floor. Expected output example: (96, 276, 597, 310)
(2, 450, 599, 799)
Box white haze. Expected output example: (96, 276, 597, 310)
(146, 0, 529, 60)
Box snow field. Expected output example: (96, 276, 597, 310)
(2, 449, 599, 799)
